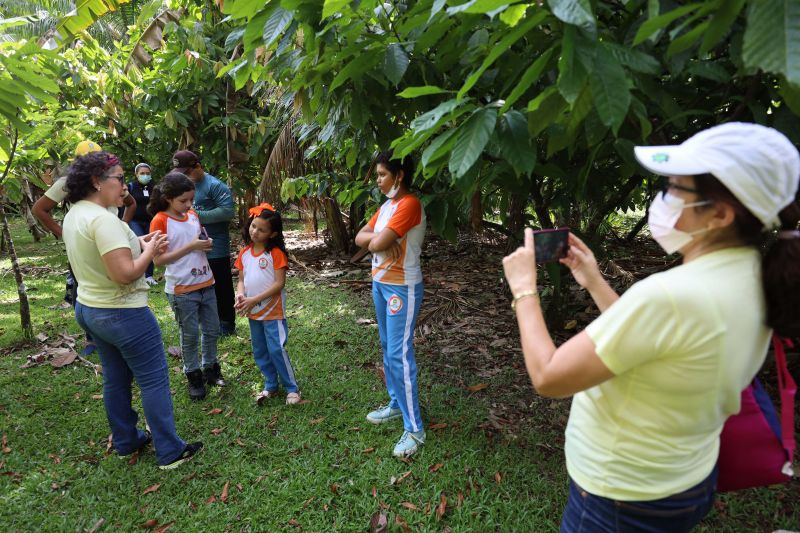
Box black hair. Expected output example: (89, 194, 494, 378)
(242, 208, 287, 255)
(65, 151, 121, 204)
(374, 150, 415, 189)
(146, 172, 195, 217)
(694, 174, 800, 337)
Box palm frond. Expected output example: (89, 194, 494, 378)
(259, 112, 303, 204)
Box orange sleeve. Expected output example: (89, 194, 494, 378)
(234, 247, 248, 271)
(386, 196, 422, 238)
(367, 207, 380, 229)
(149, 213, 167, 235)
(271, 248, 288, 270)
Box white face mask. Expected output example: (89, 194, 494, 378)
(648, 192, 711, 254)
(137, 174, 152, 185)
(384, 178, 400, 199)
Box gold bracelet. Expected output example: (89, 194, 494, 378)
(511, 289, 538, 310)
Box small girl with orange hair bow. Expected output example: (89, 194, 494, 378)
(234, 203, 301, 405)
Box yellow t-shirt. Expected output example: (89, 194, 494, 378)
(62, 201, 149, 308)
(565, 247, 770, 501)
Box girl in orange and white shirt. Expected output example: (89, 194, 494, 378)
(149, 172, 224, 402)
(234, 203, 300, 405)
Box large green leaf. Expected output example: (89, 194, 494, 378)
(397, 86, 451, 98)
(498, 110, 536, 176)
(448, 107, 497, 178)
(666, 21, 708, 59)
(54, 0, 132, 46)
(500, 46, 555, 113)
(421, 128, 458, 168)
(263, 6, 293, 47)
(457, 10, 548, 100)
(633, 4, 702, 46)
(411, 98, 462, 132)
(323, 0, 350, 19)
(601, 42, 660, 75)
(329, 48, 383, 92)
(547, 0, 596, 36)
(589, 51, 630, 135)
(384, 43, 410, 86)
(742, 0, 800, 85)
(557, 26, 587, 104)
(699, 0, 746, 55)
(500, 5, 528, 27)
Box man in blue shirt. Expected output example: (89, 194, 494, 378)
(172, 150, 237, 336)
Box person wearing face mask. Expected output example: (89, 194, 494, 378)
(502, 122, 800, 532)
(355, 151, 427, 458)
(127, 163, 157, 285)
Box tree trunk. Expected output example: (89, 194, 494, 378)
(470, 190, 483, 232)
(21, 178, 46, 242)
(324, 197, 352, 254)
(506, 193, 527, 251)
(0, 199, 33, 339)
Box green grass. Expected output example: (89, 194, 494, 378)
(0, 218, 797, 532)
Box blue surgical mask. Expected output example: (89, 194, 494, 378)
(137, 174, 152, 185)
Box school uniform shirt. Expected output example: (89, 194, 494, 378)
(234, 245, 288, 321)
(149, 210, 214, 295)
(368, 195, 426, 286)
(62, 201, 149, 308)
(565, 247, 770, 501)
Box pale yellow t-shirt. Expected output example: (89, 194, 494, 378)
(45, 175, 127, 215)
(565, 247, 770, 501)
(62, 201, 148, 308)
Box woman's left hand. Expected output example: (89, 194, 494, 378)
(502, 227, 538, 297)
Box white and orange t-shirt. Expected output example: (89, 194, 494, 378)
(150, 210, 214, 295)
(368, 195, 426, 286)
(234, 244, 288, 321)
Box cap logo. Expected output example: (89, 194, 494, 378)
(172, 158, 180, 167)
(652, 153, 669, 163)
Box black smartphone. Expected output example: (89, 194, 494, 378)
(533, 228, 569, 263)
(198, 226, 209, 240)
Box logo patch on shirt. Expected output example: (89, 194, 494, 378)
(258, 257, 268, 269)
(388, 294, 403, 315)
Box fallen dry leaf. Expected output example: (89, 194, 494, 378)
(371, 486, 377, 498)
(466, 383, 488, 392)
(220, 481, 230, 503)
(88, 518, 105, 533)
(2, 434, 10, 454)
(330, 483, 339, 496)
(564, 319, 578, 330)
(362, 447, 376, 454)
(236, 483, 243, 492)
(391, 471, 412, 485)
(50, 348, 77, 368)
(309, 417, 324, 425)
(206, 495, 217, 504)
(495, 471, 503, 484)
(142, 483, 161, 495)
(234, 438, 246, 447)
(140, 519, 159, 529)
(92, 394, 104, 400)
(457, 492, 464, 508)
(428, 423, 448, 430)
(368, 510, 388, 533)
(166, 346, 181, 358)
(288, 518, 301, 529)
(152, 521, 174, 533)
(48, 453, 61, 465)
(207, 408, 223, 415)
(35, 333, 48, 342)
(395, 514, 411, 533)
(429, 463, 444, 473)
(436, 494, 447, 520)
(210, 427, 225, 435)
(296, 399, 311, 405)
(400, 501, 418, 511)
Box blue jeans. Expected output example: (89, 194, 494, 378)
(128, 220, 154, 278)
(248, 319, 299, 393)
(560, 466, 718, 533)
(167, 286, 220, 373)
(373, 281, 424, 433)
(75, 302, 186, 465)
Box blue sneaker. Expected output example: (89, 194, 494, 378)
(366, 405, 402, 424)
(393, 430, 425, 458)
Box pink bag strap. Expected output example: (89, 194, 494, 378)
(772, 336, 796, 471)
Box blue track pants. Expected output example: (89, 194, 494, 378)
(248, 319, 299, 393)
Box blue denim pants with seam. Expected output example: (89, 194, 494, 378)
(75, 302, 186, 465)
(248, 319, 299, 393)
(372, 281, 424, 433)
(167, 286, 220, 373)
(559, 465, 718, 532)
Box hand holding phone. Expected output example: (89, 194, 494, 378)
(532, 228, 569, 263)
(198, 226, 209, 240)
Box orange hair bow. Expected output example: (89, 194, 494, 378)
(248, 203, 275, 217)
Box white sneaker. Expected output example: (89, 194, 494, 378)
(145, 276, 158, 286)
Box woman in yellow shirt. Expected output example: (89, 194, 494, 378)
(502, 123, 799, 532)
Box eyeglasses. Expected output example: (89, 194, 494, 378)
(106, 174, 125, 183)
(660, 179, 701, 197)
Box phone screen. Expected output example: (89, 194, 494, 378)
(198, 226, 208, 240)
(533, 228, 569, 263)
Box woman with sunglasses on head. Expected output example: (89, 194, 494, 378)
(62, 151, 202, 470)
(502, 123, 799, 532)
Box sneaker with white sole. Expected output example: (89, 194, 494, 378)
(393, 430, 425, 458)
(286, 392, 301, 405)
(366, 404, 402, 424)
(256, 390, 278, 406)
(145, 276, 158, 286)
(158, 442, 203, 470)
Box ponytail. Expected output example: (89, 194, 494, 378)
(146, 172, 194, 218)
(762, 195, 800, 337)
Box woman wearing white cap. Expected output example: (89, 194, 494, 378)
(502, 122, 799, 532)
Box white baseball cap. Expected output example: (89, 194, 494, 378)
(634, 122, 800, 228)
